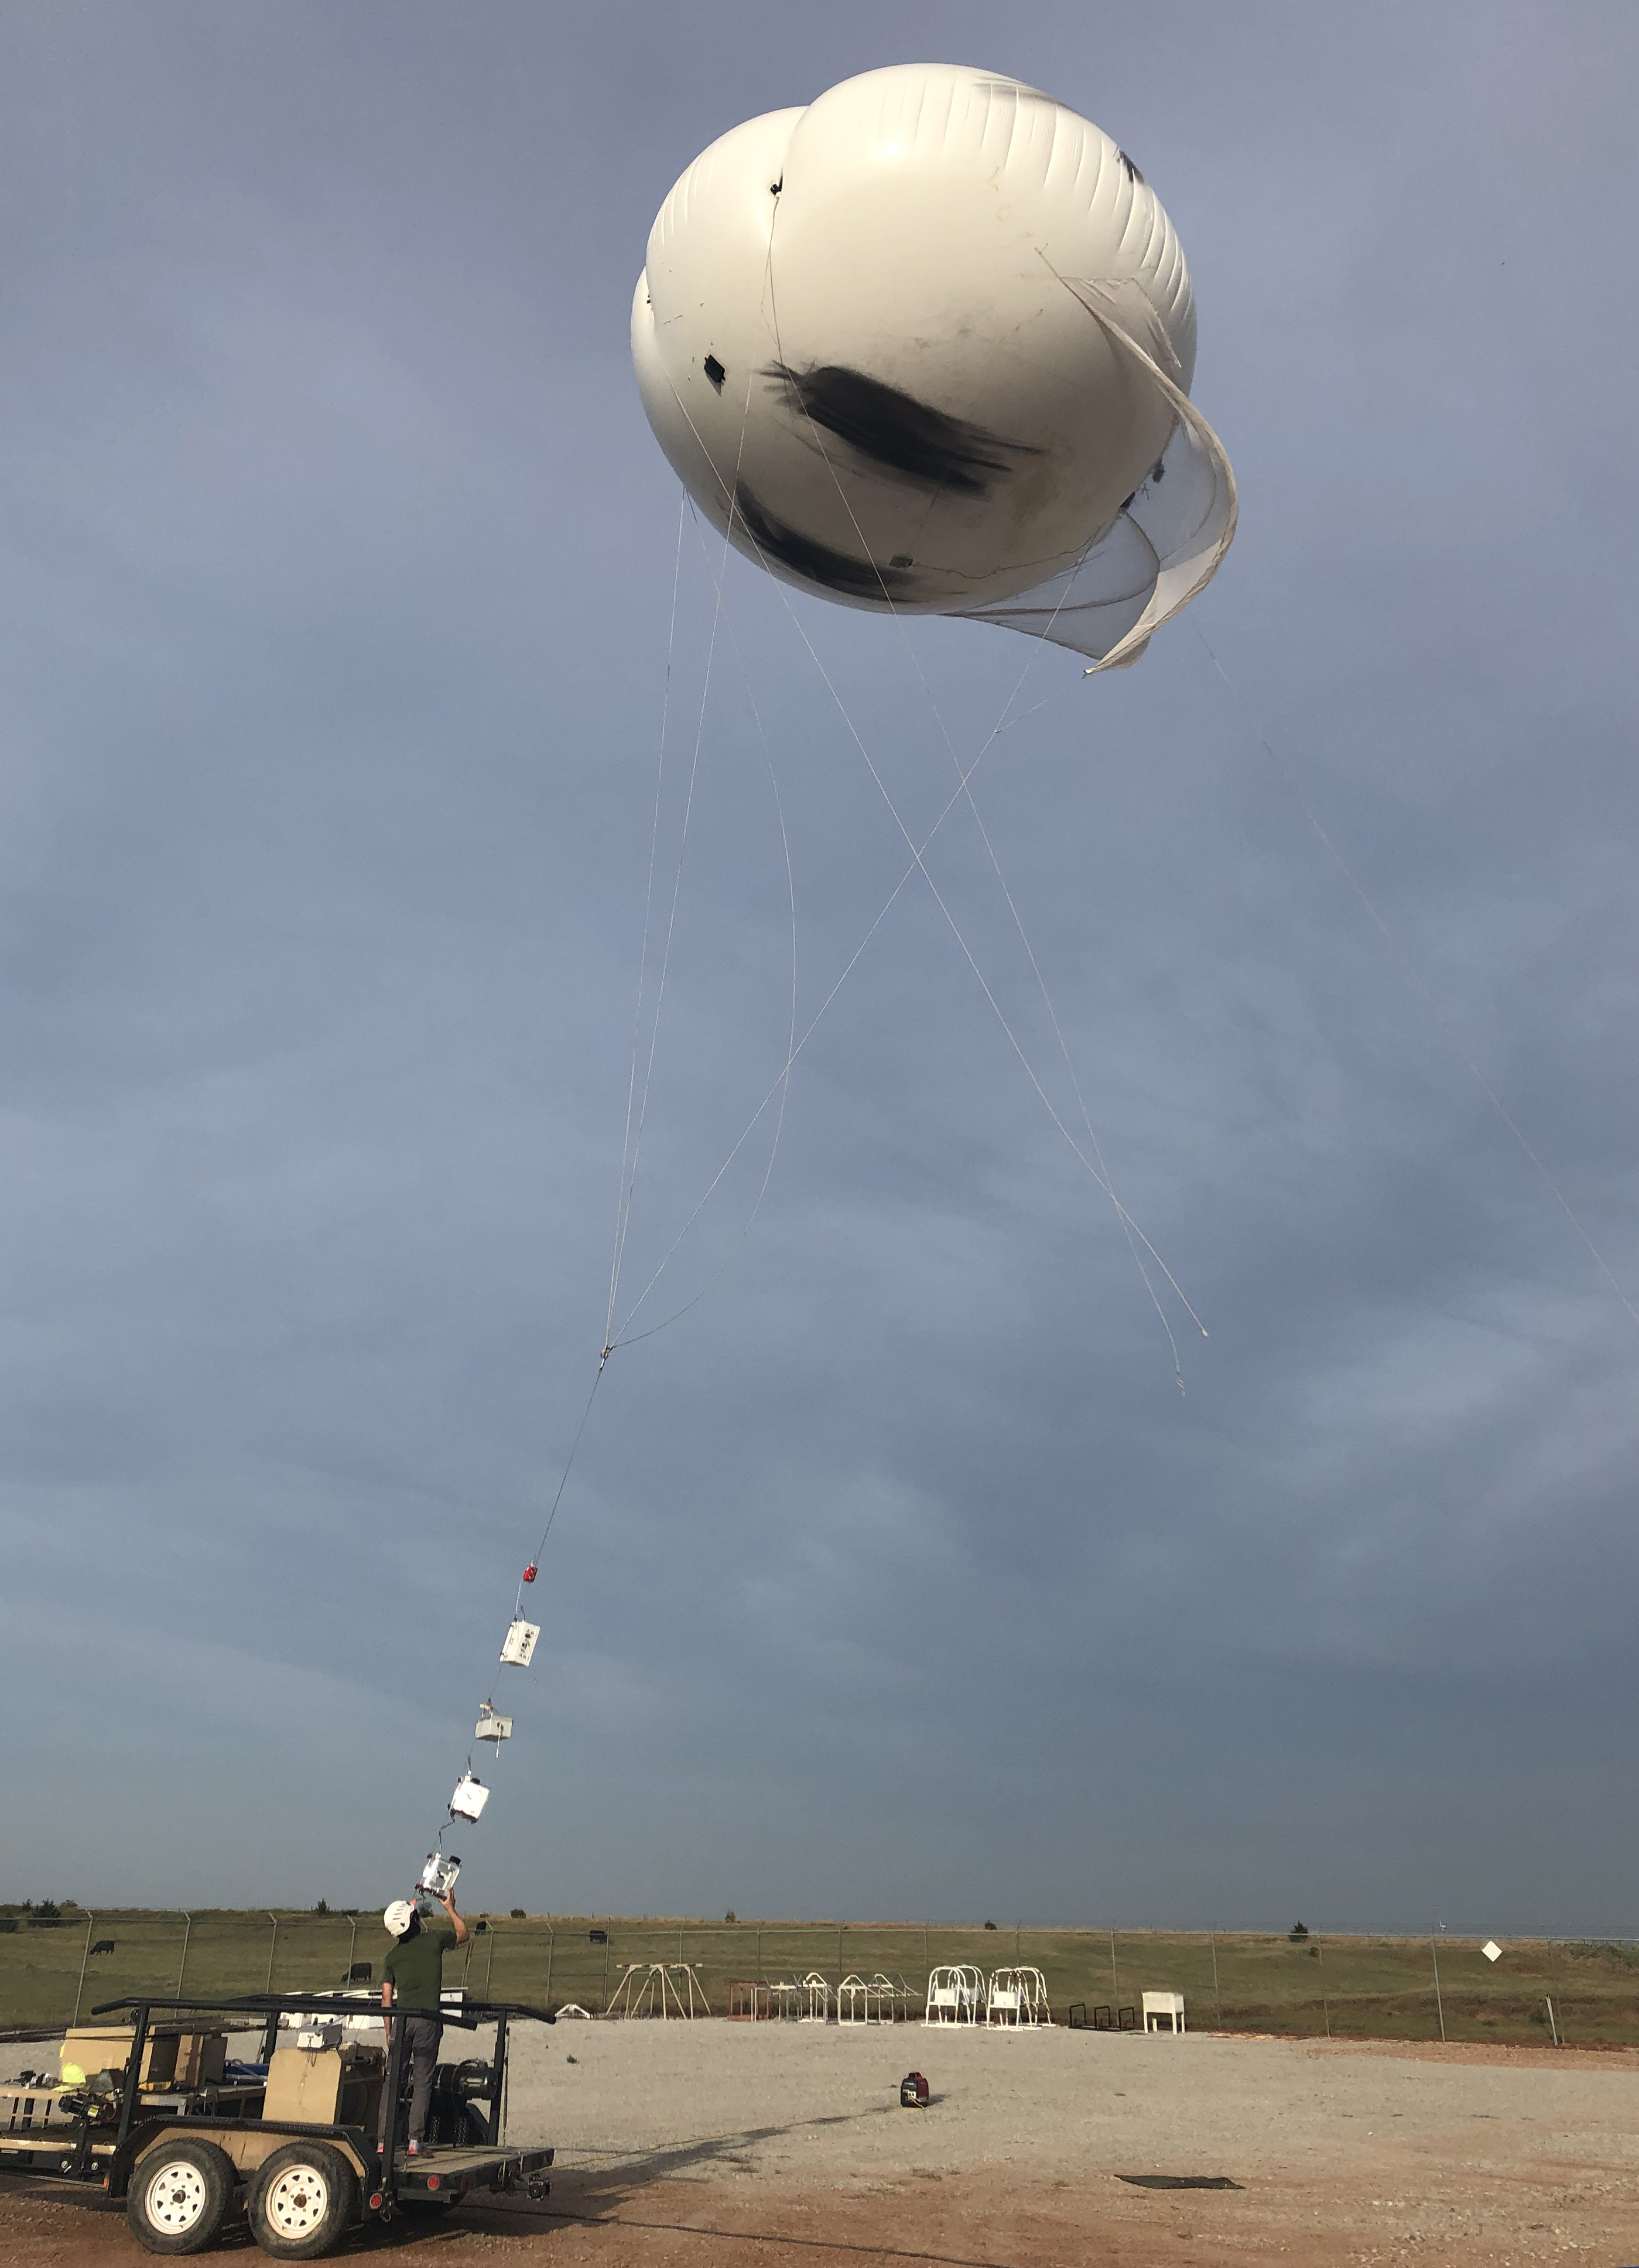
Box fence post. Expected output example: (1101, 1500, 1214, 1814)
(265, 1913, 280, 1993)
(1430, 1934, 1445, 2042)
(1110, 1928, 1118, 2000)
(176, 1915, 193, 1998)
(1210, 1930, 1221, 2028)
(1318, 1933, 1329, 2038)
(71, 1913, 98, 2026)
(542, 1924, 553, 2007)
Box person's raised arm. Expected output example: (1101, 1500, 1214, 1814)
(440, 1891, 469, 1947)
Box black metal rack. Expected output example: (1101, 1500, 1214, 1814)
(1067, 2000, 1138, 2031)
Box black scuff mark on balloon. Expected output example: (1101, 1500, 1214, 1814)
(762, 362, 1040, 498)
(1118, 149, 1145, 184)
(703, 354, 726, 392)
(733, 482, 923, 601)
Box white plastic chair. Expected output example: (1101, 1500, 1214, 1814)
(923, 1964, 984, 2026)
(986, 1967, 1052, 2026)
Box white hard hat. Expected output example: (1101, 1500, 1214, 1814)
(383, 1900, 415, 1938)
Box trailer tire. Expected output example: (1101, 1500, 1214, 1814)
(247, 2141, 357, 2259)
(126, 2137, 236, 2255)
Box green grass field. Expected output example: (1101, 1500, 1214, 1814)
(5, 1908, 1636, 2047)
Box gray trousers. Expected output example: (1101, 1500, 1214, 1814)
(380, 2014, 442, 2146)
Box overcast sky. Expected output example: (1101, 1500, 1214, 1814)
(2, 1, 1637, 1934)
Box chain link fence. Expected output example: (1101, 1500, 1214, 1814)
(5, 1913, 1637, 2045)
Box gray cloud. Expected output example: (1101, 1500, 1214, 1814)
(2, 0, 1637, 1936)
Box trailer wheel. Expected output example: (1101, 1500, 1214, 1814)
(247, 2142, 357, 2260)
(127, 2137, 236, 2255)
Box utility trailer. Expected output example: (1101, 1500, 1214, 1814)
(1, 1988, 555, 2256)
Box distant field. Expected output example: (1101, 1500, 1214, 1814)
(5, 1909, 1638, 2047)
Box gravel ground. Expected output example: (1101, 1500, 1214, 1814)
(509, 2016, 1639, 2180)
(5, 2020, 1639, 2264)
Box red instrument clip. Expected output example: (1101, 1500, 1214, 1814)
(522, 1563, 538, 1583)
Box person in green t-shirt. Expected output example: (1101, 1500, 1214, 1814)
(379, 1889, 468, 2150)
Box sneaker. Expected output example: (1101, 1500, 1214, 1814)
(406, 2139, 420, 2156)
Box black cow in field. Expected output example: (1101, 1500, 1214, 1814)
(90, 1940, 115, 1956)
(344, 1961, 372, 1983)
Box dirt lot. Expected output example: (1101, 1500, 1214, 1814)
(4, 2023, 1638, 2266)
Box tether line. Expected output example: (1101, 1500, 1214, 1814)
(604, 375, 758, 1352)
(604, 502, 800, 1352)
(657, 375, 1192, 1284)
(608, 516, 1084, 1345)
(759, 283, 1206, 1377)
(604, 494, 688, 1352)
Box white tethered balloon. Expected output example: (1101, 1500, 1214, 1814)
(632, 64, 1235, 669)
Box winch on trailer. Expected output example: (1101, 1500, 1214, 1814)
(1, 1987, 555, 2257)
